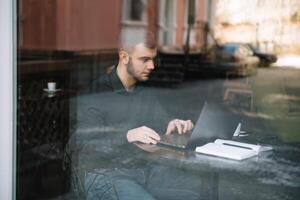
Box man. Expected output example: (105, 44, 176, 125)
(68, 32, 202, 200)
(115, 32, 194, 144)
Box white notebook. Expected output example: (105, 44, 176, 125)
(195, 139, 272, 160)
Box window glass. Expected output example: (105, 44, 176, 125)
(123, 0, 146, 22)
(130, 0, 144, 21)
(16, 0, 300, 200)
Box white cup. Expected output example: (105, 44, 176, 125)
(47, 82, 56, 91)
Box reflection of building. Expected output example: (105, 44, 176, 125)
(18, 0, 213, 94)
(159, 0, 209, 51)
(19, 0, 210, 53)
(212, 0, 300, 54)
(18, 0, 210, 92)
(19, 0, 122, 51)
(18, 0, 214, 96)
(21, 0, 300, 55)
(122, 0, 209, 51)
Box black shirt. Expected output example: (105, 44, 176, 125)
(70, 67, 171, 153)
(68, 66, 172, 170)
(78, 65, 171, 135)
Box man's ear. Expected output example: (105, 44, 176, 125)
(119, 50, 129, 65)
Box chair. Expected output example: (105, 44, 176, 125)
(223, 70, 254, 111)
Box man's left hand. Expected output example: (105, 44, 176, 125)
(165, 119, 194, 135)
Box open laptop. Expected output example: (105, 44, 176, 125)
(157, 102, 241, 150)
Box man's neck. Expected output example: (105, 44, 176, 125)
(116, 64, 136, 92)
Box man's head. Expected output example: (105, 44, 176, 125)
(118, 31, 157, 82)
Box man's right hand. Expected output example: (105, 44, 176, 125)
(127, 126, 161, 144)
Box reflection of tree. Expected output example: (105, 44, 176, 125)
(291, 8, 300, 23)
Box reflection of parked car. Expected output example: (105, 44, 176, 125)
(211, 43, 259, 76)
(149, 43, 260, 84)
(187, 43, 260, 78)
(247, 44, 277, 66)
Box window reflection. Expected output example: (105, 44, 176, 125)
(17, 0, 300, 200)
(130, 0, 145, 21)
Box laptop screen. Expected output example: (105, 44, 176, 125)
(188, 103, 240, 148)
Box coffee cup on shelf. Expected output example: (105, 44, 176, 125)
(47, 82, 56, 91)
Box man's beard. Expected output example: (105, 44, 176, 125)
(126, 58, 147, 81)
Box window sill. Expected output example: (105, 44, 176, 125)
(121, 20, 148, 27)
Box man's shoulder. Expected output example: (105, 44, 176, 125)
(92, 66, 116, 92)
(98, 74, 113, 91)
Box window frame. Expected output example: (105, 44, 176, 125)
(0, 0, 17, 199)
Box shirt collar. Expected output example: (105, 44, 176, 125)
(110, 65, 142, 94)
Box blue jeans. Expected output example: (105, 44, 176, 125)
(84, 165, 202, 200)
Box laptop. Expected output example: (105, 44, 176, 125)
(157, 102, 241, 150)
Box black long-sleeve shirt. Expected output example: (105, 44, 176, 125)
(67, 66, 173, 173)
(75, 66, 171, 137)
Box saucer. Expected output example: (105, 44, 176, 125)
(43, 88, 62, 94)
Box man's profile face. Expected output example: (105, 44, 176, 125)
(126, 43, 157, 82)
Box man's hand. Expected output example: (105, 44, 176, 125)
(166, 119, 194, 135)
(127, 126, 161, 144)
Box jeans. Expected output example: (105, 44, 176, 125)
(84, 165, 202, 200)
